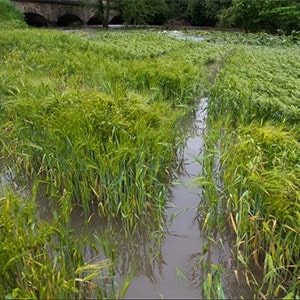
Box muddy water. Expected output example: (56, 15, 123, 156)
(121, 100, 205, 299)
(121, 98, 253, 299)
(122, 99, 206, 298)
(0, 96, 254, 298)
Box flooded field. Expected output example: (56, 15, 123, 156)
(59, 98, 254, 298)
(0, 97, 257, 299)
(1, 26, 298, 298)
(123, 98, 208, 298)
(119, 98, 253, 298)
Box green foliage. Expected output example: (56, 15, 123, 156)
(115, 0, 300, 31)
(210, 46, 300, 124)
(0, 0, 26, 28)
(202, 265, 225, 299)
(186, 0, 207, 26)
(220, 0, 300, 33)
(0, 27, 226, 298)
(0, 28, 213, 228)
(165, 0, 188, 20)
(189, 29, 297, 46)
(1, 26, 299, 298)
(145, 0, 169, 25)
(119, 0, 168, 25)
(186, 0, 232, 26)
(120, 0, 147, 24)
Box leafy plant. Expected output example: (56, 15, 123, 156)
(0, 0, 26, 28)
(220, 0, 300, 34)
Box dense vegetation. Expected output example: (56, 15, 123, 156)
(0, 3, 219, 298)
(1, 1, 299, 299)
(203, 35, 300, 297)
(95, 0, 300, 34)
(0, 0, 26, 28)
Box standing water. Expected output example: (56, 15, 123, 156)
(123, 98, 208, 298)
(122, 98, 253, 298)
(0, 97, 254, 298)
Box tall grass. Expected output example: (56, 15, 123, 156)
(0, 27, 227, 297)
(204, 42, 300, 297)
(3, 24, 297, 297)
(0, 0, 26, 29)
(0, 29, 225, 228)
(0, 190, 113, 299)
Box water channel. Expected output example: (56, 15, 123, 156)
(119, 98, 253, 299)
(124, 97, 209, 298)
(0, 95, 255, 298)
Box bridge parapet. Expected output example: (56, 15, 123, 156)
(14, 0, 96, 5)
(13, 0, 118, 26)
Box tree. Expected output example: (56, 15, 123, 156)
(220, 0, 300, 33)
(186, 0, 232, 26)
(119, 0, 168, 25)
(204, 0, 232, 25)
(146, 0, 169, 25)
(82, 0, 119, 28)
(165, 0, 189, 20)
(260, 0, 300, 33)
(96, 0, 117, 28)
(186, 0, 206, 26)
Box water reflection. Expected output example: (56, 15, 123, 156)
(69, 203, 167, 286)
(120, 98, 207, 299)
(0, 97, 256, 298)
(120, 98, 255, 299)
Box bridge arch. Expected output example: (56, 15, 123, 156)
(13, 0, 120, 27)
(110, 14, 123, 25)
(57, 14, 83, 26)
(24, 12, 49, 27)
(87, 15, 102, 26)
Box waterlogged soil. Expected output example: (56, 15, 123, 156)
(0, 98, 255, 298)
(119, 98, 254, 299)
(124, 100, 208, 299)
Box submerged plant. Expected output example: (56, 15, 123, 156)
(202, 265, 225, 299)
(0, 191, 113, 299)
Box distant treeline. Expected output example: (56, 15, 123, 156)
(2, 0, 300, 34)
(93, 0, 300, 34)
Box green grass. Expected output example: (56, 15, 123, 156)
(204, 41, 300, 297)
(1, 20, 299, 298)
(0, 27, 226, 297)
(183, 29, 300, 46)
(0, 191, 113, 299)
(0, 29, 211, 226)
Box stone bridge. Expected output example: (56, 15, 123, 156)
(13, 0, 120, 27)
